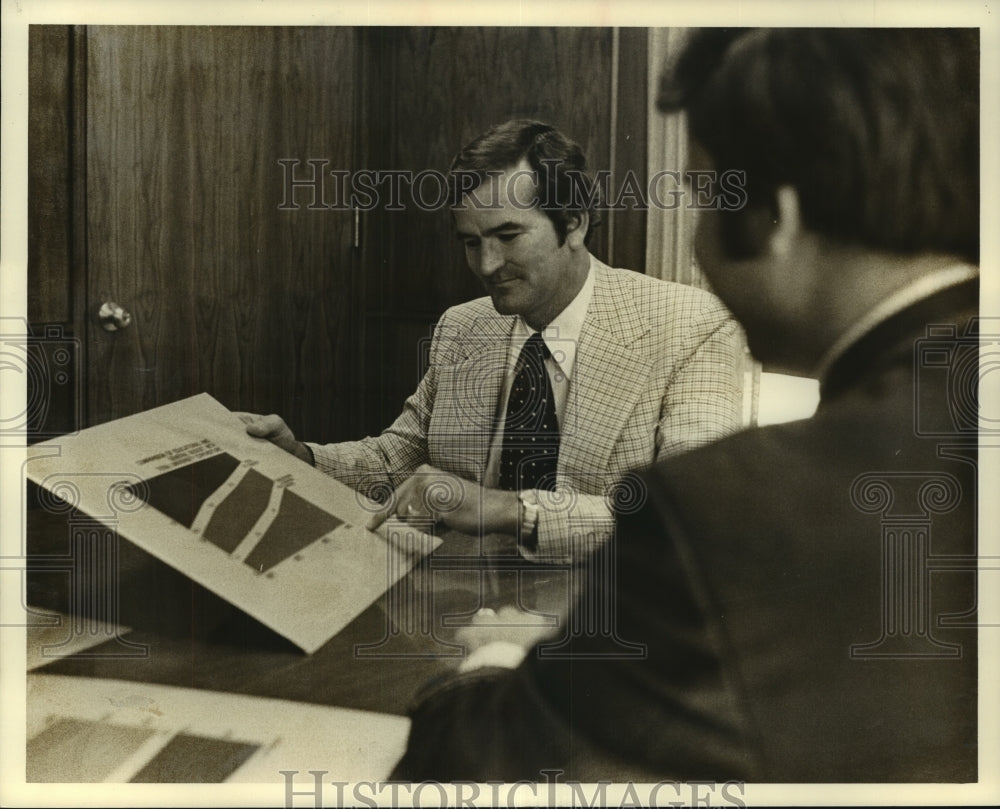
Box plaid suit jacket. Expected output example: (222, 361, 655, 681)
(311, 258, 745, 560)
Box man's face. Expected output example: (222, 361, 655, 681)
(453, 160, 587, 330)
(688, 140, 799, 370)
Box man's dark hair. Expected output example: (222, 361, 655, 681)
(448, 119, 603, 245)
(659, 28, 979, 263)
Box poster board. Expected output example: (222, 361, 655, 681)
(26, 673, 410, 783)
(25, 393, 440, 654)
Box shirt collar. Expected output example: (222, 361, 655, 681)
(512, 255, 596, 381)
(813, 263, 980, 384)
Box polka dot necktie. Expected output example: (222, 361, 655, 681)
(498, 333, 560, 492)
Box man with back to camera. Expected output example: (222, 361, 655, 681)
(388, 28, 981, 782)
(247, 119, 745, 562)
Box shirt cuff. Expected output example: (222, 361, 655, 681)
(458, 640, 528, 673)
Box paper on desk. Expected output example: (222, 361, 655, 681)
(26, 607, 133, 671)
(27, 673, 410, 783)
(25, 393, 441, 654)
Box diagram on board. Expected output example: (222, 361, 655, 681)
(26, 393, 441, 653)
(125, 449, 344, 574)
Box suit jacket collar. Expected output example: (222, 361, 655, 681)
(820, 276, 979, 402)
(561, 259, 655, 485)
(584, 257, 650, 347)
(449, 256, 649, 350)
(445, 257, 655, 485)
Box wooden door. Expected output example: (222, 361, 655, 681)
(83, 26, 360, 441)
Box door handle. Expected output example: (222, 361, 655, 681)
(98, 301, 132, 331)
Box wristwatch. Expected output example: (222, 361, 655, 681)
(518, 489, 540, 551)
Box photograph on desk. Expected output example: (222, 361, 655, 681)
(2, 2, 998, 808)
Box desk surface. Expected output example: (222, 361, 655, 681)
(26, 507, 573, 717)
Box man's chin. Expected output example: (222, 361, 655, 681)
(488, 290, 522, 316)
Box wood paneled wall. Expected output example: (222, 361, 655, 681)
(29, 26, 649, 443)
(357, 26, 647, 434)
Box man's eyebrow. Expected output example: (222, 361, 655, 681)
(455, 221, 526, 240)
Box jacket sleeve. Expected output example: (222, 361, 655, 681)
(657, 307, 746, 456)
(531, 490, 615, 563)
(306, 319, 448, 501)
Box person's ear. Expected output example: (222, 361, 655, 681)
(768, 185, 805, 258)
(564, 211, 589, 249)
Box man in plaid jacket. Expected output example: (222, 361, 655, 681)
(248, 120, 745, 561)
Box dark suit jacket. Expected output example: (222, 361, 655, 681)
(391, 278, 979, 783)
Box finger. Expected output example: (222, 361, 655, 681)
(495, 606, 534, 622)
(388, 477, 421, 519)
(366, 504, 392, 531)
(245, 413, 283, 438)
(405, 502, 430, 519)
(456, 623, 492, 643)
(469, 607, 498, 626)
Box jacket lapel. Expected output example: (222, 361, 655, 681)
(560, 263, 653, 489)
(432, 309, 513, 482)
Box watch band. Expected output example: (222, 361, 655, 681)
(518, 489, 540, 550)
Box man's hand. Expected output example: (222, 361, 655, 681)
(365, 464, 520, 536)
(239, 412, 313, 465)
(457, 606, 558, 653)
